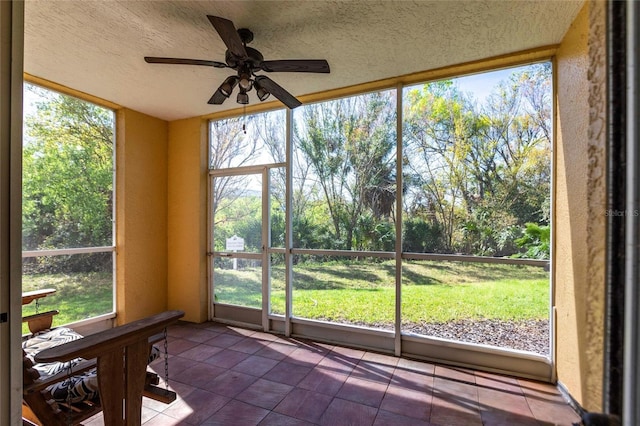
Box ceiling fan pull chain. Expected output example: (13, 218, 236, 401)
(243, 105, 247, 134)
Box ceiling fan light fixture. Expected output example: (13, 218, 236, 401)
(239, 75, 252, 91)
(219, 76, 238, 97)
(237, 90, 249, 105)
(257, 87, 270, 101)
(254, 80, 270, 101)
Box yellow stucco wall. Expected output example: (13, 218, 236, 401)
(115, 108, 169, 324)
(166, 117, 209, 323)
(554, 1, 605, 411)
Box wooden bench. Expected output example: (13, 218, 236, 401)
(21, 295, 184, 425)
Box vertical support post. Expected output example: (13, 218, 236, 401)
(605, 0, 626, 417)
(394, 83, 403, 356)
(207, 169, 214, 321)
(624, 1, 640, 424)
(262, 167, 270, 331)
(285, 109, 293, 337)
(97, 350, 125, 425)
(0, 1, 23, 423)
(549, 55, 559, 384)
(97, 340, 164, 425)
(125, 339, 150, 424)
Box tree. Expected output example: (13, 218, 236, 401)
(404, 80, 475, 252)
(403, 63, 552, 256)
(209, 111, 286, 225)
(294, 91, 396, 250)
(23, 85, 114, 259)
(475, 62, 551, 225)
(209, 116, 257, 226)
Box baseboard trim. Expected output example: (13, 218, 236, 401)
(556, 381, 586, 421)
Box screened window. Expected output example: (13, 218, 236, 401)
(401, 64, 552, 354)
(22, 84, 115, 330)
(207, 62, 553, 356)
(290, 90, 397, 330)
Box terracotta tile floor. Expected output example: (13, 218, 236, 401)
(84, 322, 581, 426)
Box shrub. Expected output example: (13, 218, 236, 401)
(512, 223, 550, 260)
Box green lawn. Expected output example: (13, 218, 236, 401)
(22, 272, 113, 334)
(22, 260, 548, 335)
(214, 259, 549, 328)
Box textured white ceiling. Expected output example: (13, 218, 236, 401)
(24, 0, 584, 121)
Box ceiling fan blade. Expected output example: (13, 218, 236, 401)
(208, 88, 228, 105)
(255, 76, 302, 109)
(207, 15, 247, 59)
(145, 57, 227, 68)
(260, 59, 330, 73)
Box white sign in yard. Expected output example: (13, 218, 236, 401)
(225, 235, 245, 251)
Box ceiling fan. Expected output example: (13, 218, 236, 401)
(144, 15, 330, 109)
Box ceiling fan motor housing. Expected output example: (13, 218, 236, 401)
(225, 46, 264, 70)
(237, 28, 254, 44)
